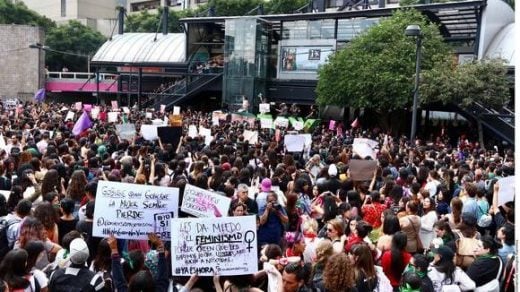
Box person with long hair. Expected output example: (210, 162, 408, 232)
(34, 202, 59, 244)
(376, 210, 401, 253)
(40, 169, 64, 199)
(311, 239, 334, 288)
(419, 196, 438, 249)
(399, 200, 422, 253)
(445, 197, 463, 230)
(0, 249, 46, 291)
(57, 198, 78, 246)
(23, 240, 49, 291)
(19, 169, 42, 203)
(90, 239, 113, 291)
(318, 253, 356, 292)
(350, 244, 378, 291)
(427, 246, 475, 292)
(324, 218, 345, 253)
(14, 216, 61, 269)
(344, 220, 373, 253)
(381, 231, 411, 289)
(66, 170, 87, 203)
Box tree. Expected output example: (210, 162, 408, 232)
(125, 8, 193, 33)
(0, 0, 56, 32)
(45, 20, 106, 71)
(421, 58, 510, 109)
(316, 9, 452, 129)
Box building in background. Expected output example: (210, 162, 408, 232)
(0, 25, 44, 100)
(13, 0, 119, 37)
(127, 0, 208, 13)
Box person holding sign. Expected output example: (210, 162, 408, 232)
(258, 192, 288, 246)
(108, 233, 169, 292)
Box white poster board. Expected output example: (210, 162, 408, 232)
(284, 135, 305, 152)
(181, 184, 231, 218)
(188, 125, 198, 138)
(259, 103, 270, 114)
(65, 111, 75, 121)
(122, 107, 130, 114)
(497, 176, 515, 206)
(199, 126, 212, 145)
(145, 112, 153, 119)
(274, 117, 289, 128)
(243, 130, 258, 145)
(115, 123, 136, 141)
(141, 124, 159, 141)
(108, 112, 119, 123)
(352, 138, 379, 159)
(91, 107, 100, 119)
(293, 121, 304, 131)
(173, 106, 181, 115)
(260, 118, 273, 129)
(92, 181, 179, 240)
(171, 216, 258, 276)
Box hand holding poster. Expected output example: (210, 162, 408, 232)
(115, 123, 136, 141)
(141, 124, 159, 140)
(171, 216, 258, 276)
(349, 159, 377, 181)
(260, 118, 273, 129)
(243, 130, 258, 144)
(284, 135, 305, 152)
(259, 103, 270, 114)
(92, 181, 179, 240)
(274, 117, 289, 128)
(352, 138, 379, 159)
(181, 184, 231, 217)
(108, 112, 119, 123)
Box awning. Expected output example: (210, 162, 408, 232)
(91, 33, 186, 66)
(484, 23, 516, 67)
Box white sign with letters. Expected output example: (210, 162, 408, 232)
(92, 181, 179, 240)
(171, 216, 258, 276)
(181, 184, 231, 218)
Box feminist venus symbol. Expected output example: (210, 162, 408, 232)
(244, 230, 255, 252)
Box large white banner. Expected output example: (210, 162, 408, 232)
(93, 181, 179, 240)
(352, 138, 379, 159)
(171, 216, 258, 276)
(181, 184, 231, 218)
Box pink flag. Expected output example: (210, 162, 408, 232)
(329, 120, 336, 130)
(72, 112, 92, 136)
(160, 104, 166, 113)
(336, 125, 343, 137)
(111, 100, 118, 109)
(75, 102, 82, 111)
(351, 118, 360, 128)
(83, 104, 92, 111)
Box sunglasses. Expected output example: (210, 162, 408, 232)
(326, 228, 335, 232)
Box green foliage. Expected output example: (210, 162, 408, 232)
(0, 0, 56, 32)
(264, 0, 309, 14)
(45, 21, 106, 71)
(421, 59, 510, 109)
(316, 9, 452, 112)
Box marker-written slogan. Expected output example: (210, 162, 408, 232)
(93, 181, 179, 240)
(171, 216, 258, 276)
(180, 184, 231, 217)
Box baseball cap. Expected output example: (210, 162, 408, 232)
(69, 238, 90, 265)
(433, 245, 455, 261)
(261, 178, 272, 192)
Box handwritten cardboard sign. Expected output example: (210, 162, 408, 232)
(284, 135, 305, 152)
(115, 123, 136, 141)
(497, 176, 515, 206)
(171, 216, 258, 276)
(141, 124, 159, 141)
(274, 117, 289, 128)
(108, 112, 119, 123)
(92, 181, 179, 240)
(260, 118, 273, 129)
(349, 159, 378, 181)
(259, 103, 270, 113)
(352, 138, 379, 159)
(181, 184, 231, 218)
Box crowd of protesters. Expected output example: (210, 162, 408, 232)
(0, 99, 515, 292)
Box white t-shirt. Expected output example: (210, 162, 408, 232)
(30, 268, 49, 291)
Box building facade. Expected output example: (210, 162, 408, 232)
(14, 0, 119, 37)
(127, 0, 208, 13)
(0, 25, 44, 100)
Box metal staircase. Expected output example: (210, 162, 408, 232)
(461, 102, 514, 144)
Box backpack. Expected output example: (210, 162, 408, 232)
(454, 232, 480, 269)
(0, 218, 17, 260)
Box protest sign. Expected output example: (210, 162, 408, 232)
(108, 112, 119, 123)
(352, 138, 379, 159)
(111, 100, 118, 109)
(497, 176, 515, 206)
(171, 216, 258, 276)
(259, 103, 270, 114)
(93, 181, 179, 240)
(160, 104, 166, 113)
(274, 117, 289, 128)
(122, 107, 130, 114)
(145, 112, 153, 119)
(115, 123, 136, 141)
(328, 120, 336, 130)
(173, 106, 181, 115)
(284, 135, 305, 152)
(243, 130, 258, 145)
(83, 104, 92, 112)
(349, 159, 377, 181)
(75, 102, 82, 111)
(260, 118, 273, 129)
(181, 184, 231, 218)
(91, 107, 100, 119)
(293, 121, 304, 131)
(141, 124, 159, 140)
(199, 127, 212, 145)
(65, 111, 74, 121)
(188, 125, 198, 138)
(157, 127, 182, 148)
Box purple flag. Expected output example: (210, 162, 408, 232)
(33, 88, 45, 103)
(72, 112, 92, 136)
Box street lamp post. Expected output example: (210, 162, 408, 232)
(405, 24, 422, 146)
(29, 43, 49, 89)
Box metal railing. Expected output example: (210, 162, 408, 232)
(46, 71, 117, 81)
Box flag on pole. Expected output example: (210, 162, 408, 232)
(72, 112, 92, 136)
(33, 88, 45, 103)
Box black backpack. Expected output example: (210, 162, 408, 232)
(0, 218, 17, 260)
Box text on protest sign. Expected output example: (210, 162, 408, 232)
(181, 184, 231, 217)
(284, 135, 305, 152)
(171, 216, 258, 276)
(115, 123, 136, 141)
(93, 181, 179, 240)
